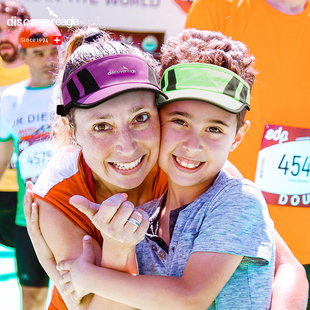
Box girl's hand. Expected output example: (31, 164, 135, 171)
(57, 235, 96, 307)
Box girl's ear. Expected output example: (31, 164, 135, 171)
(230, 120, 250, 152)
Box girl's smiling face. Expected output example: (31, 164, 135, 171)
(72, 91, 160, 192)
(158, 100, 249, 191)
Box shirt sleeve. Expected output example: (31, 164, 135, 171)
(193, 181, 274, 264)
(0, 90, 13, 141)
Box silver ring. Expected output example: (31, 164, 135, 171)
(127, 217, 140, 228)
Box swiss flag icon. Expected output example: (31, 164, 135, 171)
(53, 36, 62, 45)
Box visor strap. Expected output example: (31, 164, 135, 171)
(57, 105, 66, 116)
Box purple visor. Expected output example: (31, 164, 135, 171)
(58, 54, 167, 116)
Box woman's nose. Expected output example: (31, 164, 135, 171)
(115, 129, 137, 154)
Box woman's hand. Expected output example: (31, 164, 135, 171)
(69, 194, 149, 249)
(70, 194, 149, 275)
(23, 181, 56, 271)
(57, 235, 96, 308)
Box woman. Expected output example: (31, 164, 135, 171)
(30, 26, 167, 310)
(25, 27, 308, 310)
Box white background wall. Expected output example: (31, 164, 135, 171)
(19, 0, 189, 41)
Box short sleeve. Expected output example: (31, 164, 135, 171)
(0, 89, 13, 141)
(193, 181, 274, 264)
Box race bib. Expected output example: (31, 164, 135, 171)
(255, 125, 310, 207)
(18, 133, 54, 184)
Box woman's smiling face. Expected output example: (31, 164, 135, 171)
(73, 90, 160, 192)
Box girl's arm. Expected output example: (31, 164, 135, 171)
(58, 236, 243, 310)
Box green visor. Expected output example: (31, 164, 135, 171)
(157, 63, 251, 113)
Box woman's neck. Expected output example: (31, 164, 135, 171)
(265, 0, 308, 14)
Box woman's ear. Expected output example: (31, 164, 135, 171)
(65, 115, 81, 147)
(62, 117, 73, 137)
(230, 120, 250, 152)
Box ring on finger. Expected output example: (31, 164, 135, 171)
(127, 217, 140, 228)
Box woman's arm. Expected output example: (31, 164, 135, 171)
(24, 185, 94, 309)
(24, 183, 143, 310)
(35, 196, 101, 309)
(271, 229, 309, 310)
(24, 184, 60, 281)
(58, 236, 243, 310)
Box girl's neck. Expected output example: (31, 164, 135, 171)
(164, 177, 215, 212)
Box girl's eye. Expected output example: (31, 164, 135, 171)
(173, 119, 186, 126)
(94, 123, 111, 131)
(134, 113, 149, 123)
(207, 127, 221, 133)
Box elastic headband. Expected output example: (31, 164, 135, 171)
(157, 63, 251, 113)
(58, 54, 167, 116)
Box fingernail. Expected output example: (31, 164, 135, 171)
(120, 193, 128, 198)
(84, 235, 90, 241)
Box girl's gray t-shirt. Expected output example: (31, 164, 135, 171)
(137, 170, 275, 309)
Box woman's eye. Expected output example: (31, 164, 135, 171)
(134, 113, 149, 123)
(94, 123, 111, 131)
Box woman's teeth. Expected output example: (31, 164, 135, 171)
(113, 156, 142, 170)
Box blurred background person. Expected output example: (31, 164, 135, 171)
(0, 19, 61, 310)
(0, 0, 30, 89)
(0, 0, 30, 250)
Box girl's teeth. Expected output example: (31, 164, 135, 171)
(176, 157, 200, 168)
